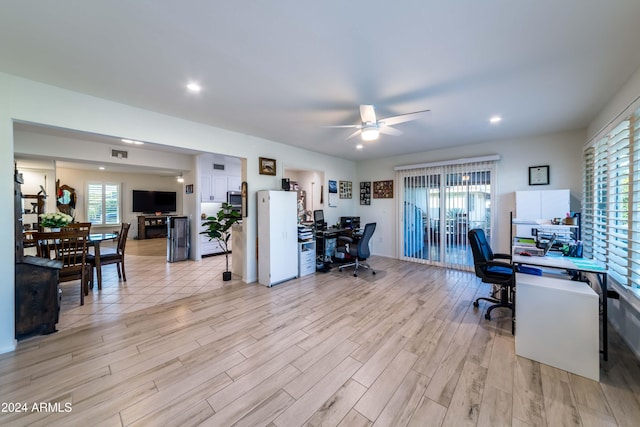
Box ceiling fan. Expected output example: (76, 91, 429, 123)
(326, 105, 431, 141)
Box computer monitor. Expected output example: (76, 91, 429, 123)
(313, 210, 325, 229)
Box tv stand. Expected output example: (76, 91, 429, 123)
(137, 215, 168, 240)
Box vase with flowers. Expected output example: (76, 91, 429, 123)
(39, 212, 74, 231)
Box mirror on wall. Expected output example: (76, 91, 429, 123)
(56, 180, 76, 216)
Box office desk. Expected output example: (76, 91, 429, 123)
(512, 253, 609, 360)
(315, 228, 347, 262)
(515, 273, 599, 381)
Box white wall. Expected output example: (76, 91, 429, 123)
(1, 72, 356, 354)
(56, 167, 183, 237)
(356, 129, 585, 256)
(15, 128, 194, 173)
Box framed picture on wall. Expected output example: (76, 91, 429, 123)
(360, 181, 371, 205)
(185, 184, 194, 194)
(373, 180, 393, 198)
(529, 165, 550, 185)
(339, 181, 352, 199)
(259, 157, 276, 175)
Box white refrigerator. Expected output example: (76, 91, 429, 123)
(258, 190, 298, 287)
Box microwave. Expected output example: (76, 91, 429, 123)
(227, 191, 242, 206)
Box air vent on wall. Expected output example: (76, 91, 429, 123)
(213, 163, 225, 171)
(111, 149, 129, 160)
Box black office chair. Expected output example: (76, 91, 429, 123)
(338, 223, 376, 277)
(468, 228, 515, 322)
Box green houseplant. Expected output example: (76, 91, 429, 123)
(201, 202, 242, 281)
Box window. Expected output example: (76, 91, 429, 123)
(87, 182, 121, 226)
(583, 106, 639, 292)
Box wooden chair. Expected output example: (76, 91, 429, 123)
(90, 223, 130, 284)
(61, 222, 92, 232)
(34, 229, 91, 305)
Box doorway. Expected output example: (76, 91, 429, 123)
(398, 159, 496, 270)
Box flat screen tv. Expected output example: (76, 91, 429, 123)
(132, 190, 177, 213)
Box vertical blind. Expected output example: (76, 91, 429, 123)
(396, 158, 497, 271)
(584, 106, 639, 289)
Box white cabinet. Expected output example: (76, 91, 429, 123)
(200, 174, 228, 203)
(299, 240, 316, 277)
(515, 273, 599, 381)
(258, 190, 298, 287)
(201, 235, 222, 255)
(515, 189, 570, 238)
(228, 176, 242, 192)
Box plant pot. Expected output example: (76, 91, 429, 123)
(222, 271, 232, 281)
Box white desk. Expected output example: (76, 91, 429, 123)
(512, 253, 609, 360)
(515, 273, 599, 381)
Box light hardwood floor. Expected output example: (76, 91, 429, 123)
(2, 242, 640, 426)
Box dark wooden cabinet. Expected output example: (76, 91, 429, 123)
(15, 167, 62, 339)
(137, 215, 168, 239)
(15, 257, 62, 338)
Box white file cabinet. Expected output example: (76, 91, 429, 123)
(299, 241, 316, 277)
(515, 273, 599, 381)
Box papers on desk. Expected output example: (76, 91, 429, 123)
(297, 225, 313, 241)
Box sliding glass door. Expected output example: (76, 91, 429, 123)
(398, 159, 496, 270)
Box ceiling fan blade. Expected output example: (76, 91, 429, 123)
(379, 126, 403, 136)
(323, 124, 361, 129)
(346, 129, 362, 140)
(360, 105, 377, 123)
(380, 109, 431, 126)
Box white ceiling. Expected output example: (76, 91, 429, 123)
(2, 1, 640, 161)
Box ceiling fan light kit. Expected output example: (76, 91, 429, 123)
(361, 127, 379, 141)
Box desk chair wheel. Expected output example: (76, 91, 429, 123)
(473, 301, 480, 308)
(485, 313, 491, 320)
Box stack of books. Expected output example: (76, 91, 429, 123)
(297, 225, 313, 242)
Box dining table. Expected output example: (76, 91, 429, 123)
(89, 233, 118, 290)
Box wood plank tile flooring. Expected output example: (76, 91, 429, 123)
(2, 241, 640, 426)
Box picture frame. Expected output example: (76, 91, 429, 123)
(241, 181, 248, 217)
(259, 157, 276, 175)
(339, 181, 352, 199)
(360, 181, 371, 205)
(185, 184, 194, 194)
(373, 180, 394, 198)
(529, 165, 550, 185)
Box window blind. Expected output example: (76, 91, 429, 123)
(584, 107, 640, 290)
(87, 182, 121, 226)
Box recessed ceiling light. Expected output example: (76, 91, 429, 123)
(489, 116, 502, 124)
(121, 138, 144, 145)
(186, 82, 202, 93)
(356, 144, 364, 150)
(99, 166, 105, 170)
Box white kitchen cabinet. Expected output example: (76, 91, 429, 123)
(228, 176, 242, 192)
(200, 174, 228, 203)
(258, 190, 298, 287)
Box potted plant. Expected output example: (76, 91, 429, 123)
(201, 202, 242, 281)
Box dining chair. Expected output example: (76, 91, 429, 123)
(89, 223, 130, 285)
(61, 222, 92, 232)
(34, 229, 91, 305)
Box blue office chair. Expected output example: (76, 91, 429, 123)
(468, 228, 515, 324)
(338, 223, 376, 277)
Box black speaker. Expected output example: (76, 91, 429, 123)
(281, 178, 290, 190)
